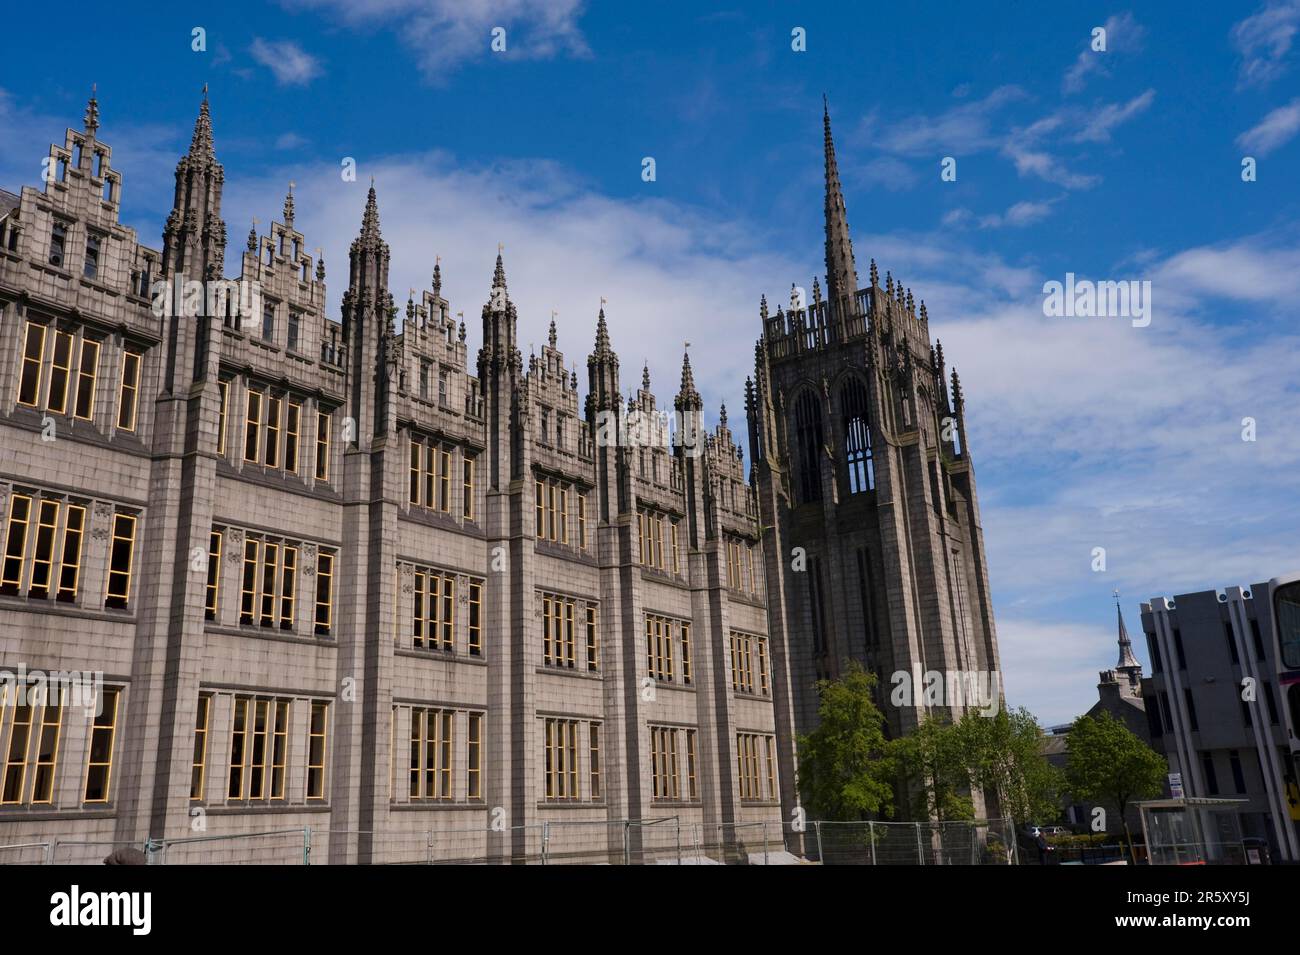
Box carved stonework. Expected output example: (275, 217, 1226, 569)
(302, 542, 318, 575)
(90, 500, 115, 541)
(225, 527, 244, 561)
(456, 574, 469, 604)
(400, 563, 414, 595)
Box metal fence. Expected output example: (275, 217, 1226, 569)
(1, 817, 1019, 865)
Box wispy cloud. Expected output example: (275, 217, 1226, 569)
(1231, 0, 1300, 89)
(1063, 12, 1147, 94)
(249, 38, 324, 86)
(1236, 97, 1300, 154)
(1073, 88, 1155, 143)
(282, 0, 590, 79)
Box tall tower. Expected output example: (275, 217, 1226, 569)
(747, 103, 1003, 774)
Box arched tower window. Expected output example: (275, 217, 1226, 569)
(794, 389, 823, 503)
(841, 377, 874, 493)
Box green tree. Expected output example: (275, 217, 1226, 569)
(892, 715, 974, 821)
(796, 662, 896, 820)
(1066, 712, 1166, 860)
(957, 707, 1062, 826)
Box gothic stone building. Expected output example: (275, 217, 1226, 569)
(0, 92, 1000, 862)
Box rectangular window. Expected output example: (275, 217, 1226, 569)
(577, 494, 587, 548)
(279, 546, 297, 630)
(57, 504, 85, 602)
(535, 480, 545, 539)
(543, 718, 581, 801)
(547, 484, 557, 541)
(16, 322, 45, 407)
(315, 552, 334, 635)
(83, 234, 100, 279)
(765, 736, 777, 800)
(463, 456, 475, 521)
(590, 723, 601, 800)
(468, 581, 482, 656)
(104, 513, 136, 609)
(116, 351, 141, 432)
(417, 443, 431, 509)
(262, 302, 275, 342)
(285, 402, 301, 473)
(315, 411, 331, 481)
(559, 487, 569, 544)
(240, 538, 258, 626)
(0, 494, 31, 596)
(438, 448, 451, 512)
(259, 541, 279, 627)
(408, 708, 452, 801)
(1, 691, 35, 803)
(48, 222, 66, 267)
(31, 687, 65, 805)
(586, 605, 599, 671)
(28, 499, 60, 600)
(190, 695, 210, 800)
(245, 390, 262, 462)
(650, 726, 680, 802)
(228, 697, 248, 800)
(757, 637, 770, 695)
(270, 700, 289, 799)
(217, 380, 229, 455)
(264, 395, 282, 468)
(287, 312, 300, 353)
(409, 439, 421, 505)
(440, 574, 455, 651)
(671, 521, 679, 573)
(48, 330, 72, 414)
(83, 688, 120, 803)
(306, 702, 327, 800)
(681, 623, 692, 685)
(73, 338, 98, 421)
(686, 729, 698, 801)
(467, 712, 482, 800)
(248, 699, 269, 799)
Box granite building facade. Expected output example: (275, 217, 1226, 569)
(0, 91, 1002, 861)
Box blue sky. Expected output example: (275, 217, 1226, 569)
(2, 1, 1299, 725)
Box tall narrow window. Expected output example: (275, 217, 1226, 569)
(686, 729, 698, 801)
(577, 494, 587, 548)
(285, 402, 301, 473)
(28, 499, 60, 600)
(259, 542, 279, 627)
(83, 688, 120, 803)
(559, 487, 569, 544)
(315, 411, 331, 481)
(17, 323, 46, 407)
(205, 531, 221, 620)
(681, 623, 692, 685)
(586, 605, 599, 671)
(671, 521, 679, 573)
(190, 695, 210, 800)
(438, 448, 451, 512)
(240, 538, 259, 625)
(315, 552, 334, 635)
(794, 389, 824, 503)
(262, 302, 275, 342)
(31, 687, 64, 804)
(57, 505, 85, 602)
(73, 338, 98, 421)
(1, 693, 34, 803)
(306, 702, 327, 800)
(217, 380, 229, 455)
(409, 440, 421, 505)
(463, 456, 475, 520)
(271, 701, 290, 799)
(48, 222, 66, 267)
(245, 390, 262, 462)
(535, 480, 545, 539)
(104, 513, 136, 609)
(83, 234, 100, 279)
(424, 444, 435, 508)
(590, 723, 601, 800)
(264, 395, 281, 467)
(468, 581, 482, 656)
(117, 351, 141, 432)
(279, 546, 297, 630)
(228, 697, 248, 800)
(467, 712, 482, 799)
(47, 330, 72, 414)
(286, 311, 300, 352)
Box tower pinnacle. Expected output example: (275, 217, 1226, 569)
(823, 98, 859, 309)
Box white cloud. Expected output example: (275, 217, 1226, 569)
(1073, 88, 1155, 143)
(1063, 12, 1147, 94)
(249, 38, 324, 86)
(282, 0, 590, 78)
(1236, 97, 1300, 154)
(1232, 0, 1300, 89)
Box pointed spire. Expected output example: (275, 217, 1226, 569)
(869, 258, 879, 286)
(548, 317, 557, 349)
(822, 97, 859, 308)
(719, 402, 728, 428)
(759, 293, 769, 322)
(950, 368, 964, 409)
(642, 362, 651, 391)
(283, 182, 295, 229)
(247, 221, 257, 253)
(84, 83, 100, 136)
(188, 87, 216, 162)
(492, 246, 506, 293)
(677, 345, 701, 409)
(592, 303, 613, 360)
(1115, 595, 1142, 671)
(432, 255, 442, 299)
(316, 250, 326, 282)
(361, 182, 380, 240)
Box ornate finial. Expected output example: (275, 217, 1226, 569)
(870, 259, 879, 285)
(84, 83, 100, 136)
(919, 300, 928, 322)
(593, 302, 612, 358)
(677, 342, 700, 408)
(283, 181, 295, 228)
(355, 183, 383, 252)
(950, 368, 963, 408)
(315, 248, 325, 282)
(188, 90, 216, 162)
(406, 290, 416, 320)
(571, 365, 578, 390)
(492, 249, 507, 293)
(759, 293, 769, 322)
(719, 402, 728, 427)
(202, 83, 208, 101)
(246, 220, 257, 253)
(642, 362, 651, 391)
(458, 318, 467, 342)
(431, 255, 442, 298)
(548, 317, 557, 349)
(884, 271, 893, 294)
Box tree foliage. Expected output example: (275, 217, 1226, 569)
(1065, 711, 1166, 838)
